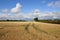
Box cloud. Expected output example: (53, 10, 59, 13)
(33, 9, 40, 17)
(11, 3, 22, 13)
(1, 9, 8, 13)
(48, 1, 60, 8)
(42, 0, 46, 4)
(48, 2, 53, 7)
(0, 8, 60, 20)
(22, 9, 57, 20)
(34, 9, 40, 14)
(39, 12, 60, 20)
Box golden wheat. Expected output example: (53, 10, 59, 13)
(0, 22, 60, 40)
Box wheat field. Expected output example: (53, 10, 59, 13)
(0, 22, 60, 40)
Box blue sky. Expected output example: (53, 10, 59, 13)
(0, 0, 60, 13)
(0, 0, 60, 20)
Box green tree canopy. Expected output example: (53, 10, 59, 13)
(34, 17, 38, 21)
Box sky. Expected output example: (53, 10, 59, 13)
(0, 0, 60, 20)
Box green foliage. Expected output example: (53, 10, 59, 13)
(34, 17, 38, 21)
(38, 20, 60, 24)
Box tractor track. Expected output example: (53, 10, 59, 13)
(25, 23, 31, 33)
(32, 23, 48, 34)
(32, 23, 59, 39)
(24, 23, 58, 40)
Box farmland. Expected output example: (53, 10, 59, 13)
(0, 22, 60, 40)
(38, 20, 60, 24)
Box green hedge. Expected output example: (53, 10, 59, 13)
(38, 20, 60, 24)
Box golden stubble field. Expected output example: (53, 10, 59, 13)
(0, 22, 60, 40)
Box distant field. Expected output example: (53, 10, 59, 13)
(0, 22, 60, 40)
(38, 20, 60, 24)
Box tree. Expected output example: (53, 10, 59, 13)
(6, 19, 9, 21)
(34, 17, 38, 21)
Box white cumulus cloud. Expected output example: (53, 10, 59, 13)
(33, 9, 40, 17)
(11, 3, 22, 13)
(1, 9, 8, 13)
(48, 0, 60, 8)
(0, 8, 60, 20)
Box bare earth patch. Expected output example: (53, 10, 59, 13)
(0, 22, 60, 40)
